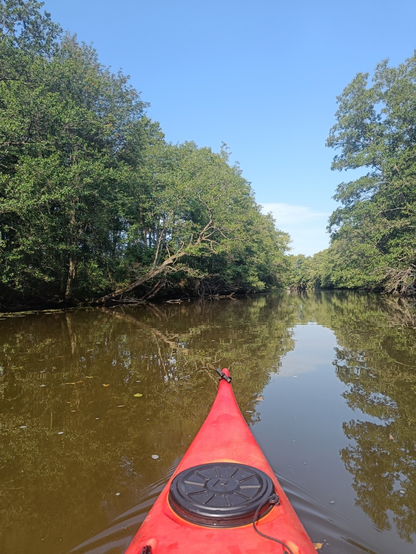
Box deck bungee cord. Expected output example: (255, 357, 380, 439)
(252, 494, 294, 554)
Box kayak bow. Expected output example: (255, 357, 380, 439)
(125, 368, 316, 554)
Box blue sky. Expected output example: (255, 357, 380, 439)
(43, 0, 416, 256)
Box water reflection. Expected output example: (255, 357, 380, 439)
(329, 296, 416, 542)
(0, 296, 296, 553)
(290, 292, 416, 542)
(1, 292, 416, 553)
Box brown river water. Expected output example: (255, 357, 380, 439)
(1, 291, 416, 554)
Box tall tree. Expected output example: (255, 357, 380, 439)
(0, 31, 148, 303)
(326, 53, 416, 294)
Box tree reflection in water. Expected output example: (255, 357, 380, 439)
(331, 297, 416, 541)
(0, 295, 296, 552)
(1, 292, 416, 552)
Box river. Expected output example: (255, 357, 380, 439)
(1, 291, 416, 553)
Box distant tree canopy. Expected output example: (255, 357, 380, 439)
(0, 1, 290, 308)
(289, 53, 416, 295)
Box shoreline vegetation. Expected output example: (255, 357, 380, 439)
(1, 2, 415, 313)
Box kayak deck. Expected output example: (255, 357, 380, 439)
(125, 369, 316, 553)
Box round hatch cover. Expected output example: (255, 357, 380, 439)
(168, 462, 275, 527)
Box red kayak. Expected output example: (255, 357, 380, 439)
(125, 369, 316, 554)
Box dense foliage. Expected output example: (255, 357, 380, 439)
(3, 2, 415, 305)
(289, 53, 416, 294)
(0, 1, 290, 308)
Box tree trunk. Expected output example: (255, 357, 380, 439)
(95, 250, 187, 304)
(65, 254, 77, 301)
(95, 214, 214, 304)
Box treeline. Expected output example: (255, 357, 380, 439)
(290, 53, 416, 296)
(0, 1, 290, 309)
(2, 2, 416, 309)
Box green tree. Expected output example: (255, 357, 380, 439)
(0, 32, 148, 303)
(99, 142, 290, 302)
(0, 1, 291, 308)
(0, 0, 61, 56)
(326, 53, 416, 294)
(288, 250, 335, 291)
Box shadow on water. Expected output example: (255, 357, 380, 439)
(0, 292, 416, 553)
